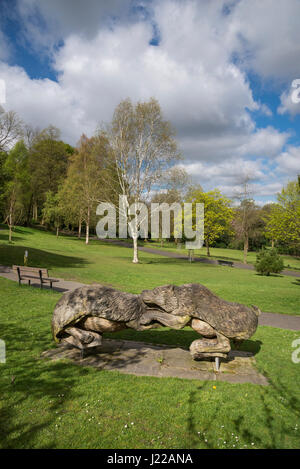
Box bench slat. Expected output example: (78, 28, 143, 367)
(217, 260, 233, 266)
(12, 265, 58, 289)
(13, 265, 48, 276)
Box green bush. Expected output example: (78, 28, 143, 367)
(255, 248, 284, 276)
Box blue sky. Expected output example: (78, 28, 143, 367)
(0, 0, 299, 203)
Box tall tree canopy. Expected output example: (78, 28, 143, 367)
(187, 189, 233, 256)
(29, 126, 70, 219)
(1, 140, 30, 241)
(264, 180, 300, 255)
(59, 134, 114, 244)
(107, 97, 180, 263)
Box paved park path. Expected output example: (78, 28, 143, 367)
(1, 263, 299, 331)
(104, 239, 300, 278)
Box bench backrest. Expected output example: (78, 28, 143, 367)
(12, 265, 49, 277)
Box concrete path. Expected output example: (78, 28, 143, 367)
(0, 265, 84, 293)
(42, 339, 268, 385)
(1, 264, 299, 331)
(259, 311, 300, 331)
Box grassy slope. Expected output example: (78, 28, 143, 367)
(0, 277, 300, 449)
(0, 226, 299, 315)
(141, 240, 300, 271)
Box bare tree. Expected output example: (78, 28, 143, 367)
(151, 166, 191, 246)
(23, 124, 40, 150)
(107, 98, 180, 263)
(0, 108, 23, 152)
(232, 176, 260, 264)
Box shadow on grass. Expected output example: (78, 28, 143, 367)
(0, 231, 25, 244)
(0, 245, 89, 271)
(229, 371, 300, 448)
(0, 322, 90, 449)
(103, 327, 200, 349)
(254, 273, 284, 278)
(184, 365, 300, 449)
(235, 339, 262, 356)
(139, 257, 198, 265)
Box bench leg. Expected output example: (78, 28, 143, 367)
(28, 280, 31, 286)
(50, 281, 53, 289)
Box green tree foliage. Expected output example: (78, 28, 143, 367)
(187, 189, 234, 256)
(42, 191, 64, 237)
(255, 248, 284, 276)
(233, 199, 263, 263)
(108, 97, 180, 262)
(1, 141, 30, 241)
(29, 126, 70, 219)
(59, 134, 113, 244)
(264, 180, 300, 254)
(151, 167, 191, 245)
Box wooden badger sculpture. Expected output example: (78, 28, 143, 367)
(52, 283, 260, 360)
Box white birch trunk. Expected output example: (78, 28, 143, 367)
(85, 206, 90, 245)
(9, 211, 12, 243)
(132, 236, 139, 263)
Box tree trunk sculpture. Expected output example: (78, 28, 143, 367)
(52, 284, 260, 360)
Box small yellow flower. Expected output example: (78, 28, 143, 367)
(213, 385, 216, 389)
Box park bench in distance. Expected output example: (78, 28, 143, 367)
(217, 259, 234, 267)
(12, 265, 59, 289)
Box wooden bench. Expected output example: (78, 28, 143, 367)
(12, 265, 59, 289)
(217, 259, 234, 267)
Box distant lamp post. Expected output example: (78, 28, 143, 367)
(24, 250, 28, 266)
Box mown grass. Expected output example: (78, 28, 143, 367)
(141, 240, 300, 271)
(0, 225, 299, 315)
(0, 277, 300, 449)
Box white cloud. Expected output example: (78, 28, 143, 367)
(230, 0, 300, 80)
(0, 0, 298, 202)
(259, 103, 272, 117)
(0, 62, 91, 144)
(183, 157, 263, 184)
(238, 127, 290, 159)
(15, 0, 133, 52)
(275, 146, 300, 175)
(278, 83, 300, 116)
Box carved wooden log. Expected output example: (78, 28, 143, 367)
(79, 317, 126, 333)
(63, 327, 102, 349)
(189, 332, 231, 359)
(190, 318, 216, 337)
(139, 309, 191, 329)
(52, 283, 260, 361)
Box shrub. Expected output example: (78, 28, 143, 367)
(255, 248, 284, 276)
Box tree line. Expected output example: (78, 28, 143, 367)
(0, 99, 299, 263)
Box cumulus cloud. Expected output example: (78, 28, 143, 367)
(0, 62, 92, 144)
(230, 0, 300, 80)
(0, 0, 299, 200)
(275, 146, 300, 175)
(238, 127, 290, 158)
(278, 80, 300, 116)
(14, 0, 134, 52)
(182, 157, 263, 184)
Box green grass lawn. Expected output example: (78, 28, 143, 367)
(0, 225, 299, 315)
(141, 240, 300, 271)
(0, 277, 300, 449)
